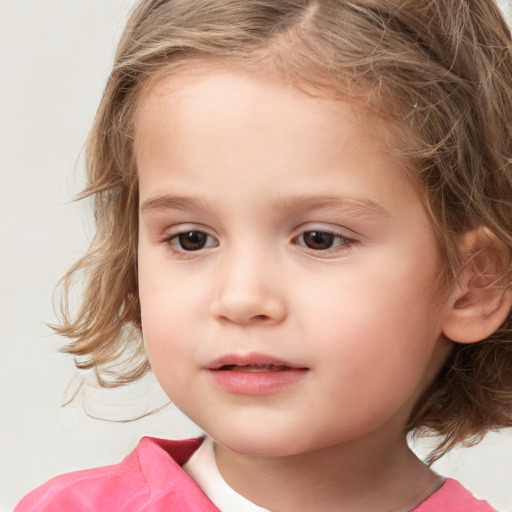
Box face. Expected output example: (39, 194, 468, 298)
(136, 64, 451, 458)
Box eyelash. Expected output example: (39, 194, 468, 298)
(161, 229, 357, 257)
(162, 231, 218, 256)
(293, 230, 357, 254)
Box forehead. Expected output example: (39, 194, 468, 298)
(135, 61, 415, 197)
(134, 60, 399, 166)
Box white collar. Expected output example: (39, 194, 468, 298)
(183, 437, 271, 512)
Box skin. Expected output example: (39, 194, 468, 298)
(136, 64, 454, 512)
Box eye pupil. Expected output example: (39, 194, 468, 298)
(303, 231, 334, 250)
(178, 231, 207, 250)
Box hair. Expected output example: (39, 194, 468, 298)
(55, 0, 512, 459)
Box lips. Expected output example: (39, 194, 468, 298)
(206, 353, 304, 370)
(219, 364, 291, 372)
(206, 353, 308, 395)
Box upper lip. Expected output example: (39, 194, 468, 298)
(205, 353, 307, 370)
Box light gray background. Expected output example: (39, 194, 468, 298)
(1, 1, 511, 511)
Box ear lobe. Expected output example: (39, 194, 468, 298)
(442, 228, 512, 344)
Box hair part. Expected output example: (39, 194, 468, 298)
(55, 0, 512, 459)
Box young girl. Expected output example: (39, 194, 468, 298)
(15, 0, 512, 510)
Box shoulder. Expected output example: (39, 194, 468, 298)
(14, 437, 219, 512)
(414, 478, 497, 512)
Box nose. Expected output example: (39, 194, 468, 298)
(210, 249, 287, 325)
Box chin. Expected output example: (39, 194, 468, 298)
(207, 424, 341, 460)
(204, 425, 301, 458)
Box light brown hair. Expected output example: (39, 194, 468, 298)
(56, 0, 512, 459)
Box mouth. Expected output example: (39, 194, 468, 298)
(217, 364, 295, 373)
(206, 353, 308, 395)
(206, 353, 307, 371)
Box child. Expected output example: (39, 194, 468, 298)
(15, 0, 512, 510)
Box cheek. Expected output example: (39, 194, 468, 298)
(306, 256, 437, 337)
(140, 295, 200, 410)
(303, 253, 444, 384)
(141, 291, 195, 360)
(139, 252, 206, 338)
(138, 263, 198, 380)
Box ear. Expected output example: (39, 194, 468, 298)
(442, 228, 512, 344)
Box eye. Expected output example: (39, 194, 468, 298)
(296, 230, 353, 251)
(168, 231, 217, 251)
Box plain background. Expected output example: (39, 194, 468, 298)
(1, 1, 512, 511)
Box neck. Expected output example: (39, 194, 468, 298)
(213, 432, 441, 512)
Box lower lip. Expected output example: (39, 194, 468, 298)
(208, 368, 308, 395)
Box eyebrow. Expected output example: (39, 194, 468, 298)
(275, 195, 389, 219)
(140, 193, 389, 219)
(140, 194, 208, 213)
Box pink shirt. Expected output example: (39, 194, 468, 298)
(15, 437, 497, 511)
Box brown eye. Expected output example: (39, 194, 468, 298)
(301, 231, 336, 250)
(297, 230, 355, 252)
(175, 231, 212, 251)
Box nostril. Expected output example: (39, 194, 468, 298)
(210, 290, 287, 325)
